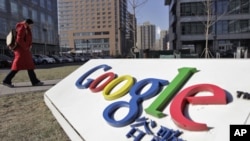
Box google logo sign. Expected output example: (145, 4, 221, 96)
(75, 64, 228, 131)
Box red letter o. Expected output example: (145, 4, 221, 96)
(89, 72, 116, 92)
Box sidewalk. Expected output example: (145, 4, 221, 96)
(0, 79, 61, 95)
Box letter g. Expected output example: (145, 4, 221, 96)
(75, 64, 112, 89)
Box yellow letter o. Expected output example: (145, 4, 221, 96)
(103, 75, 134, 100)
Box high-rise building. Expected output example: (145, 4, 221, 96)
(125, 12, 136, 54)
(58, 0, 129, 56)
(160, 30, 168, 50)
(165, 0, 250, 55)
(0, 0, 58, 55)
(137, 22, 156, 51)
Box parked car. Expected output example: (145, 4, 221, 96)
(61, 55, 74, 63)
(34, 54, 56, 64)
(32, 55, 42, 65)
(0, 54, 12, 68)
(72, 55, 82, 62)
(48, 54, 64, 63)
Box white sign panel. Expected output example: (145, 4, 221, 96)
(44, 59, 250, 141)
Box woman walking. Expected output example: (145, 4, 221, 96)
(2, 19, 43, 88)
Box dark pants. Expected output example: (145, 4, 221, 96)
(3, 70, 40, 85)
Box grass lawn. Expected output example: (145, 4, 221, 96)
(0, 65, 81, 83)
(0, 64, 82, 141)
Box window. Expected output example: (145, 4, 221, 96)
(10, 1, 18, 16)
(181, 2, 205, 16)
(229, 21, 236, 33)
(182, 22, 204, 35)
(217, 21, 228, 34)
(48, 15, 53, 24)
(41, 12, 45, 23)
(47, 0, 52, 11)
(217, 0, 229, 15)
(32, 9, 38, 21)
(196, 3, 204, 15)
(40, 0, 45, 8)
(241, 0, 250, 13)
(32, 26, 39, 40)
(228, 0, 249, 14)
(22, 5, 29, 18)
(228, 20, 250, 33)
(0, 17, 7, 33)
(32, 0, 38, 5)
(47, 30, 54, 44)
(0, 0, 6, 12)
(240, 20, 249, 32)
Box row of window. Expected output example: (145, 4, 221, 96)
(0, 0, 53, 12)
(75, 44, 110, 50)
(60, 24, 113, 30)
(72, 15, 113, 20)
(73, 0, 112, 4)
(76, 38, 109, 43)
(0, 0, 57, 45)
(0, 0, 54, 25)
(217, 40, 250, 49)
(74, 38, 110, 49)
(28, 25, 56, 44)
(31, 0, 53, 10)
(74, 2, 112, 8)
(73, 31, 110, 37)
(0, 17, 55, 44)
(74, 25, 112, 30)
(181, 20, 250, 35)
(58, 1, 115, 31)
(180, 0, 250, 16)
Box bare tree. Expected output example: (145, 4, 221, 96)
(201, 0, 214, 58)
(128, 0, 148, 58)
(200, 0, 230, 58)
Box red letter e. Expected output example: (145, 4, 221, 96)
(170, 84, 227, 131)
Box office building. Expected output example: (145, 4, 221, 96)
(160, 30, 169, 50)
(0, 0, 58, 55)
(58, 0, 129, 56)
(137, 22, 156, 51)
(125, 12, 136, 55)
(165, 0, 250, 55)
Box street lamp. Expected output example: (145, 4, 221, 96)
(43, 23, 48, 55)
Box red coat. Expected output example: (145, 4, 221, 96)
(11, 22, 35, 70)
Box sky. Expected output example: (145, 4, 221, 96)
(128, 0, 169, 38)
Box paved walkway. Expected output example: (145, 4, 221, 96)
(0, 79, 61, 95)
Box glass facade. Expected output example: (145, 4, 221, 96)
(182, 20, 250, 35)
(166, 0, 250, 55)
(180, 0, 250, 35)
(180, 0, 250, 16)
(0, 0, 58, 55)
